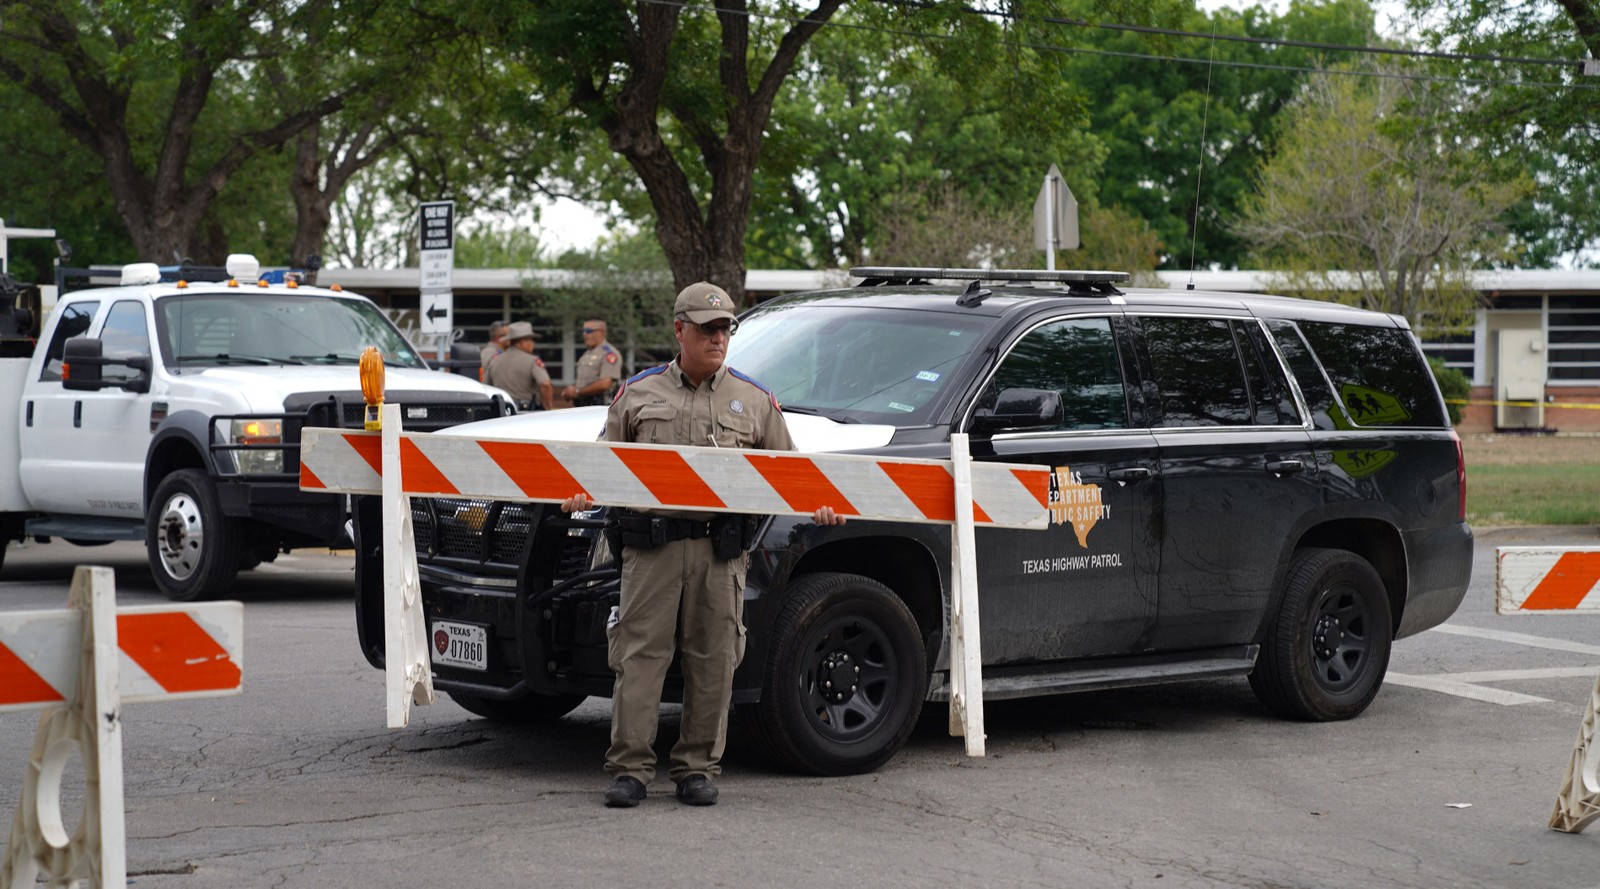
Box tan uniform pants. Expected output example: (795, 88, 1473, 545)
(604, 536, 747, 783)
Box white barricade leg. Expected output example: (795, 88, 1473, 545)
(2, 566, 126, 889)
(382, 403, 435, 728)
(945, 433, 986, 756)
(1550, 670, 1600, 833)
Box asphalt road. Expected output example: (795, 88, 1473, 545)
(2, 529, 1599, 889)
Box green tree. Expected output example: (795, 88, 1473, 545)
(1406, 0, 1600, 264)
(1236, 66, 1527, 321)
(0, 0, 442, 264)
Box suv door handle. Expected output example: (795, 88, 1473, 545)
(1108, 466, 1153, 483)
(1265, 459, 1305, 476)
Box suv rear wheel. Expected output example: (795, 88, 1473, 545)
(744, 572, 927, 775)
(147, 469, 243, 601)
(1250, 547, 1393, 721)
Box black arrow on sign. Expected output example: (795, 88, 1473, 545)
(425, 304, 449, 322)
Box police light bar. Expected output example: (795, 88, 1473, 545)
(850, 267, 1130, 285)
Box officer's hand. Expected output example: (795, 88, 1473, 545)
(560, 493, 595, 513)
(812, 506, 846, 526)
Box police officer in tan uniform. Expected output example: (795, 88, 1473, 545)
(560, 318, 622, 407)
(561, 283, 843, 808)
(485, 321, 552, 411)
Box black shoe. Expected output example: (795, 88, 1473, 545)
(604, 776, 646, 808)
(675, 774, 718, 806)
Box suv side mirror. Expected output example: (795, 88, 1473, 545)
(971, 387, 1064, 433)
(61, 336, 104, 391)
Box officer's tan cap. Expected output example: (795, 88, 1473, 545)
(505, 321, 535, 342)
(674, 282, 737, 325)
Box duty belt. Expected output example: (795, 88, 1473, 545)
(614, 511, 712, 548)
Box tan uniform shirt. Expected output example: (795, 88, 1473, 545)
(606, 359, 793, 518)
(485, 347, 551, 409)
(574, 341, 623, 400)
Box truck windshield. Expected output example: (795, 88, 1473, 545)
(727, 302, 991, 425)
(156, 293, 425, 368)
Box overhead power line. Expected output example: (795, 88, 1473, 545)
(634, 0, 1600, 92)
(880, 0, 1591, 71)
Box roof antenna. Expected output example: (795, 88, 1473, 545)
(1186, 25, 1219, 292)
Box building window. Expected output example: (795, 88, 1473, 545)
(1548, 296, 1600, 383)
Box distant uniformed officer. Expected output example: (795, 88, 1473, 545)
(485, 321, 552, 411)
(479, 319, 508, 380)
(560, 318, 623, 407)
(561, 282, 844, 809)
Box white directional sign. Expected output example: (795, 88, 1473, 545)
(419, 293, 453, 336)
(1032, 164, 1078, 269)
(418, 200, 455, 336)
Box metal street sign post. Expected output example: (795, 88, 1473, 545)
(1032, 165, 1078, 270)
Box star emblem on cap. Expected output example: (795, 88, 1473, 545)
(705, 293, 723, 307)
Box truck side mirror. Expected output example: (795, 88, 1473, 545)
(61, 336, 105, 391)
(971, 387, 1064, 433)
(119, 355, 153, 394)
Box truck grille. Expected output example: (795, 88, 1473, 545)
(338, 401, 499, 432)
(411, 498, 539, 562)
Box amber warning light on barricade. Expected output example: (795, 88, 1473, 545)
(360, 346, 385, 431)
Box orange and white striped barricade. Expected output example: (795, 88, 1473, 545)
(1497, 547, 1600, 615)
(299, 418, 1052, 755)
(1495, 546, 1600, 833)
(0, 566, 243, 888)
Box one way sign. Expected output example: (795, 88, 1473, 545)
(420, 293, 453, 335)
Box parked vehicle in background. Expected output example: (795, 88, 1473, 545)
(351, 267, 1472, 775)
(0, 255, 513, 600)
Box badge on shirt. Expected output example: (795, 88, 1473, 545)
(729, 399, 745, 414)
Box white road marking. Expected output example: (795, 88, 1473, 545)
(1430, 624, 1600, 657)
(1386, 673, 1551, 706)
(1389, 625, 1600, 704)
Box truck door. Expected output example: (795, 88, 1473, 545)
(19, 299, 100, 514)
(74, 299, 159, 517)
(1129, 313, 1319, 651)
(969, 314, 1160, 663)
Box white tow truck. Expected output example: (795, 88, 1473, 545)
(0, 255, 512, 600)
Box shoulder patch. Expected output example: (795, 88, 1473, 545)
(534, 357, 545, 368)
(605, 352, 619, 364)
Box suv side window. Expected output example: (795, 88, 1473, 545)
(1239, 321, 1302, 427)
(1297, 321, 1449, 428)
(1138, 316, 1253, 427)
(1265, 319, 1343, 430)
(40, 300, 100, 382)
(976, 316, 1128, 431)
(99, 300, 152, 383)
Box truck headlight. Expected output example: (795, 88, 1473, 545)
(230, 418, 284, 474)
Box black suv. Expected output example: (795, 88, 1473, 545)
(351, 268, 1473, 775)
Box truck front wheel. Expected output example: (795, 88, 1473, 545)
(147, 469, 243, 601)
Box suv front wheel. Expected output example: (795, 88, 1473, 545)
(1250, 547, 1393, 721)
(743, 572, 928, 775)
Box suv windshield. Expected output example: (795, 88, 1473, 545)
(156, 293, 425, 368)
(728, 302, 992, 425)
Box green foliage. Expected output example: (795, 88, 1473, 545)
(1406, 0, 1600, 265)
(1236, 65, 1527, 321)
(1428, 357, 1470, 425)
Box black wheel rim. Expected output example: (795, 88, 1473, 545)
(797, 609, 900, 744)
(1308, 581, 1372, 694)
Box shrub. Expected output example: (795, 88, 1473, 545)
(1428, 357, 1470, 425)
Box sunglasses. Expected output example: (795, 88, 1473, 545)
(582, 327, 602, 334)
(687, 319, 737, 337)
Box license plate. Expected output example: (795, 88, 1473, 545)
(429, 621, 488, 671)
